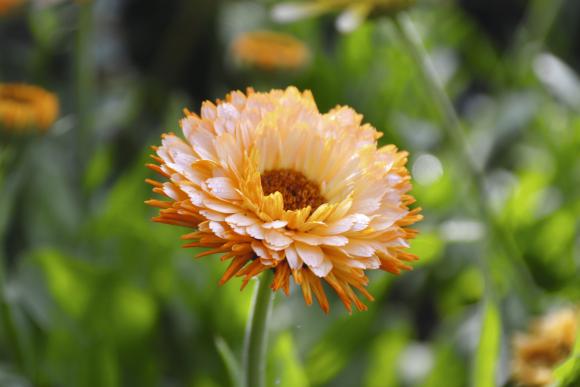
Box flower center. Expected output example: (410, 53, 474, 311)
(260, 169, 326, 211)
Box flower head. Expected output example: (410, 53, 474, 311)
(147, 87, 421, 312)
(272, 0, 415, 33)
(0, 83, 59, 133)
(0, 0, 24, 16)
(231, 30, 309, 71)
(512, 308, 578, 386)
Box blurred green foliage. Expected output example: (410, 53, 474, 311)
(1, 0, 579, 386)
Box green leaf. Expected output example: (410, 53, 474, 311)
(422, 342, 467, 387)
(406, 232, 444, 267)
(33, 249, 96, 319)
(214, 336, 241, 387)
(306, 312, 374, 385)
(83, 146, 113, 193)
(268, 331, 308, 387)
(111, 284, 157, 341)
(364, 326, 410, 387)
(473, 299, 501, 387)
(553, 316, 580, 387)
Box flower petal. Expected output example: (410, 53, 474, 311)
(264, 229, 293, 250)
(310, 259, 333, 277)
(285, 245, 302, 269)
(295, 242, 324, 267)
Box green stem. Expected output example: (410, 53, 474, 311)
(0, 146, 29, 375)
(0, 259, 25, 371)
(513, 0, 564, 54)
(392, 13, 539, 302)
(242, 270, 274, 387)
(509, 0, 565, 84)
(75, 1, 94, 177)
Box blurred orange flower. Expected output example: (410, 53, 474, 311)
(231, 31, 309, 71)
(0, 0, 24, 15)
(147, 87, 421, 313)
(512, 308, 578, 386)
(0, 83, 59, 133)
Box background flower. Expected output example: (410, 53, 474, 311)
(0, 83, 59, 133)
(512, 308, 578, 386)
(0, 0, 24, 16)
(231, 30, 310, 71)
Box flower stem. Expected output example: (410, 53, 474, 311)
(392, 13, 539, 302)
(0, 147, 30, 375)
(75, 1, 94, 181)
(242, 269, 274, 387)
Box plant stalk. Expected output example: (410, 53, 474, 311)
(242, 269, 274, 387)
(75, 1, 94, 179)
(0, 146, 30, 375)
(392, 13, 539, 302)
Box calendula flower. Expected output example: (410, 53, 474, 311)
(231, 30, 309, 71)
(0, 0, 24, 15)
(147, 87, 421, 312)
(512, 308, 578, 386)
(272, 0, 415, 33)
(0, 83, 59, 133)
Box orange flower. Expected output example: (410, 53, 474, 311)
(231, 31, 309, 71)
(512, 308, 578, 386)
(147, 87, 421, 312)
(0, 0, 24, 15)
(0, 83, 59, 133)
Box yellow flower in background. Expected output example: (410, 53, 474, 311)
(231, 30, 309, 71)
(0, 0, 24, 15)
(512, 308, 578, 386)
(147, 87, 421, 313)
(273, 0, 415, 32)
(0, 83, 59, 133)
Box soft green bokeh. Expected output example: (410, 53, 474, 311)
(0, 0, 579, 386)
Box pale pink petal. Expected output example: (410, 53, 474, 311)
(247, 224, 265, 239)
(295, 242, 324, 267)
(226, 213, 258, 227)
(284, 245, 302, 269)
(264, 229, 293, 250)
(310, 259, 333, 277)
(341, 240, 375, 257)
(204, 200, 240, 214)
(292, 233, 348, 246)
(199, 210, 226, 221)
(206, 177, 241, 200)
(262, 220, 288, 229)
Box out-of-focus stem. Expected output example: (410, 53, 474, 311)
(392, 13, 539, 302)
(242, 270, 274, 387)
(0, 147, 29, 375)
(510, 0, 565, 82)
(75, 1, 94, 173)
(514, 0, 565, 52)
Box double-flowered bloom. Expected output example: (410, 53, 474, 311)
(147, 87, 421, 312)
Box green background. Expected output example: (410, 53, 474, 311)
(0, 0, 579, 386)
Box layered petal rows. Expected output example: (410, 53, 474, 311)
(147, 87, 421, 312)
